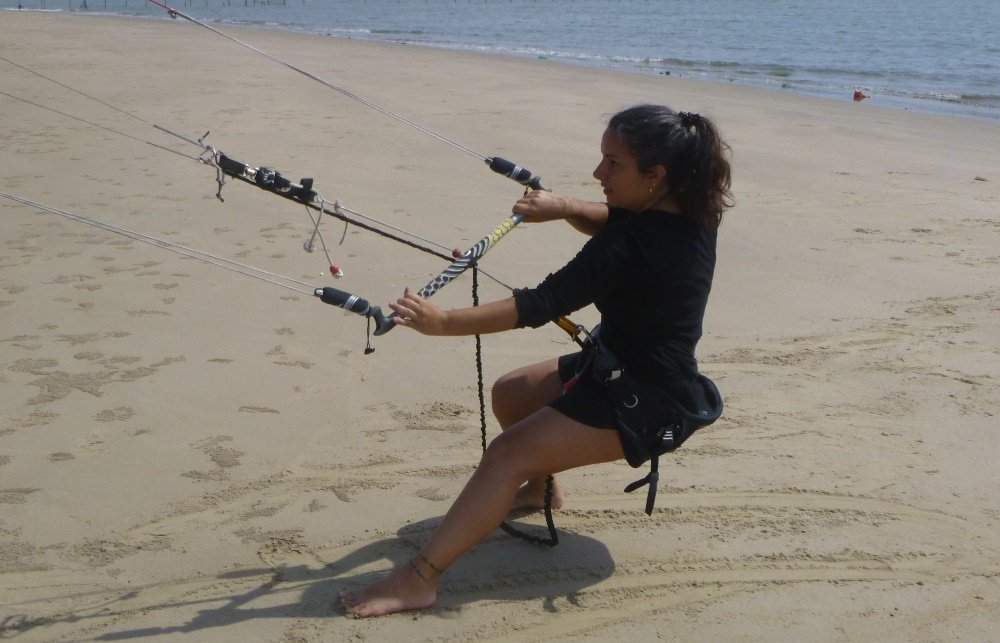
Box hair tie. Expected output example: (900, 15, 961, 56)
(678, 111, 701, 127)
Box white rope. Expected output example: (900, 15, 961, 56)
(1, 54, 154, 127)
(0, 91, 198, 161)
(0, 192, 316, 296)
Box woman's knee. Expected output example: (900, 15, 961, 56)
(490, 359, 562, 428)
(485, 409, 626, 478)
(490, 371, 522, 426)
(480, 430, 536, 481)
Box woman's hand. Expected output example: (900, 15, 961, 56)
(388, 290, 520, 337)
(513, 190, 610, 236)
(512, 190, 572, 223)
(388, 287, 449, 335)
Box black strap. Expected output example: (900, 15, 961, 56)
(623, 454, 660, 516)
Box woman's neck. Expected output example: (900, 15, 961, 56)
(640, 195, 681, 214)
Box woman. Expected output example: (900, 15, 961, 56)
(340, 104, 733, 617)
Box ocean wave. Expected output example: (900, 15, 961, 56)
(215, 19, 278, 27)
(320, 27, 372, 36)
(370, 29, 426, 35)
(960, 93, 1000, 105)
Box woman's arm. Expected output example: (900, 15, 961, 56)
(513, 191, 609, 236)
(388, 288, 519, 336)
(389, 191, 613, 336)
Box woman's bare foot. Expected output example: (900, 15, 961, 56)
(339, 559, 438, 618)
(511, 477, 564, 512)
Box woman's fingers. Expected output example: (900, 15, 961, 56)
(388, 288, 446, 334)
(388, 288, 418, 322)
(513, 190, 568, 222)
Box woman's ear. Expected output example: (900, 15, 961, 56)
(646, 164, 669, 193)
(646, 164, 667, 183)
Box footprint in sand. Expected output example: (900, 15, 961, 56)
(1, 334, 42, 351)
(0, 488, 39, 504)
(5, 411, 59, 431)
(94, 407, 136, 422)
(182, 435, 245, 481)
(238, 405, 280, 414)
(383, 401, 473, 434)
(9, 355, 183, 405)
(126, 309, 171, 317)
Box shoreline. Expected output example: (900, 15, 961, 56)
(2, 10, 999, 641)
(3, 5, 999, 123)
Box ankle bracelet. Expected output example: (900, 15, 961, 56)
(408, 559, 430, 582)
(408, 555, 443, 583)
(419, 555, 444, 575)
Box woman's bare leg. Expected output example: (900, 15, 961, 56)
(490, 358, 567, 509)
(339, 408, 624, 617)
(491, 358, 564, 427)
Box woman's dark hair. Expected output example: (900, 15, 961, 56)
(608, 104, 734, 228)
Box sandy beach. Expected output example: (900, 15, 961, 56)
(2, 10, 999, 641)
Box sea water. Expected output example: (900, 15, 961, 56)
(2, 0, 998, 121)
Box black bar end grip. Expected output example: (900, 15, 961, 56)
(314, 288, 396, 335)
(315, 287, 371, 314)
(370, 308, 396, 336)
(487, 157, 546, 191)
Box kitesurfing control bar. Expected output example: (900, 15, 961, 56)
(314, 213, 525, 336)
(150, 136, 582, 343)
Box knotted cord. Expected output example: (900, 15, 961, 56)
(469, 266, 558, 546)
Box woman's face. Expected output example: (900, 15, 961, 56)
(592, 127, 659, 212)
